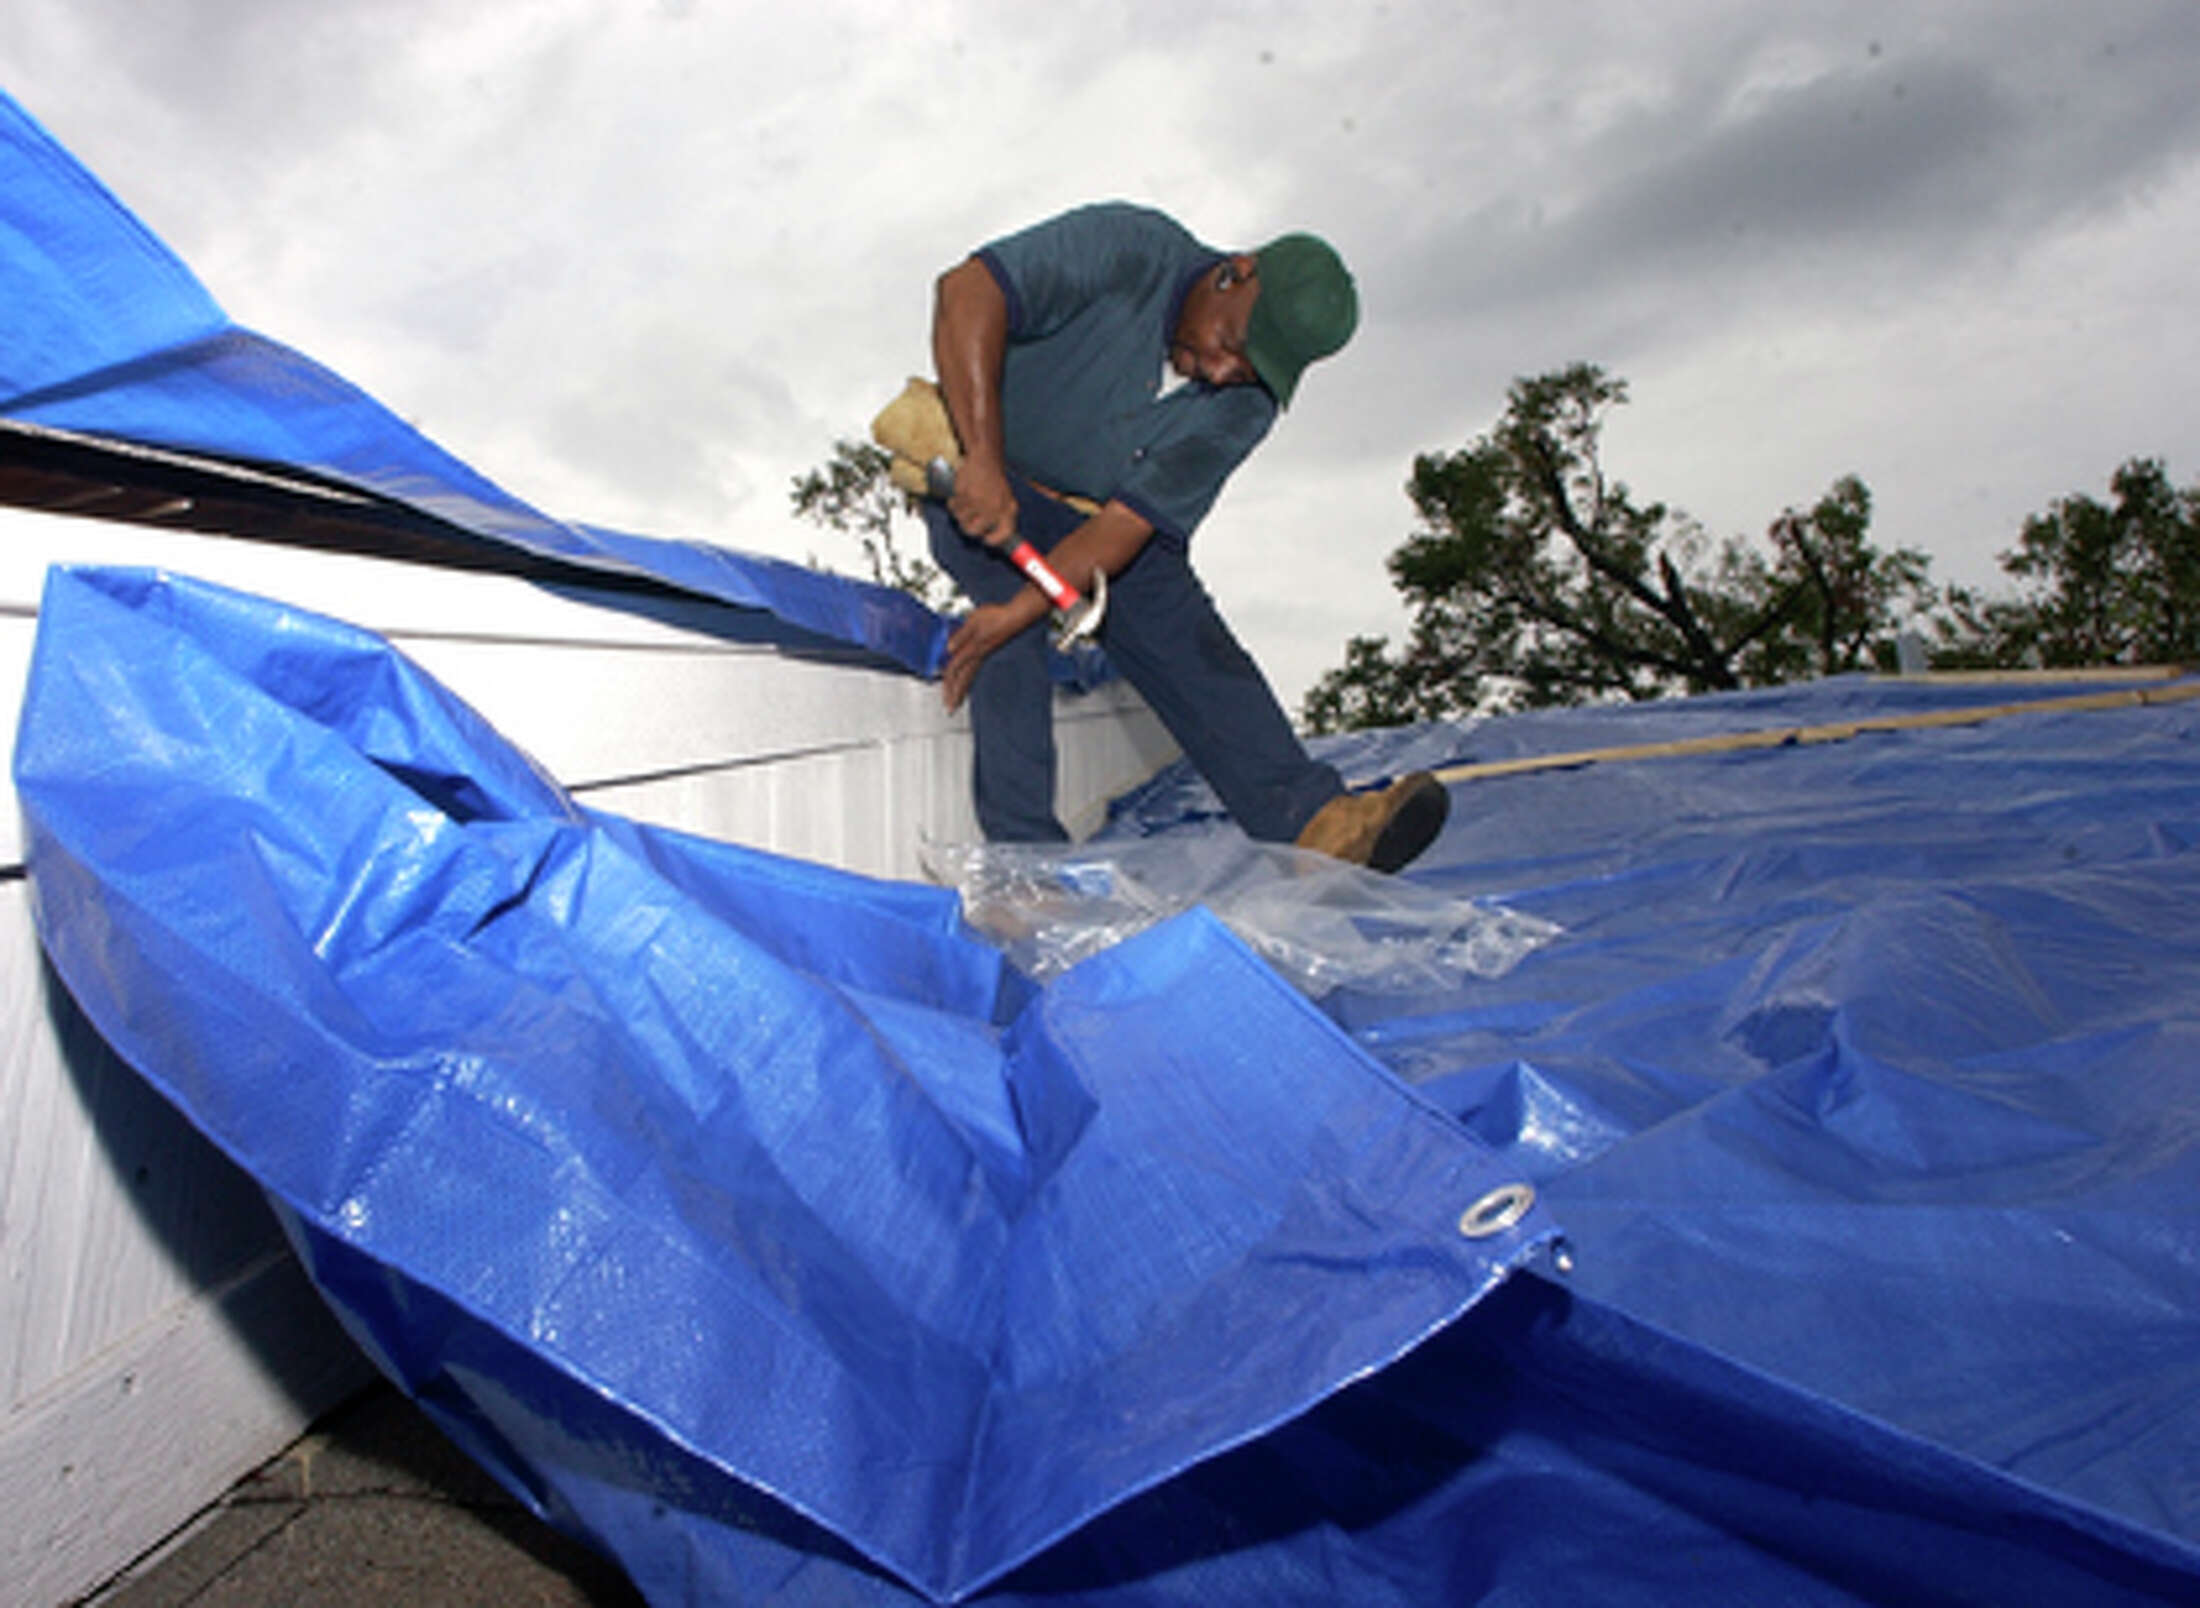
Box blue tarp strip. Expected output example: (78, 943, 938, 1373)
(0, 87, 948, 678)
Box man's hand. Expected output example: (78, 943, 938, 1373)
(942, 599, 1042, 712)
(939, 500, 1156, 710)
(947, 455, 1017, 547)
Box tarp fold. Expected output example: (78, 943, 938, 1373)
(15, 565, 1551, 1601)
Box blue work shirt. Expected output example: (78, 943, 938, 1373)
(977, 203, 1276, 546)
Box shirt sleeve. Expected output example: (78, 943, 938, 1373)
(978, 204, 1176, 341)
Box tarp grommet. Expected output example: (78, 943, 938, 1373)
(1457, 1182, 1534, 1239)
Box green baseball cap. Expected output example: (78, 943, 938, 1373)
(1244, 233, 1358, 407)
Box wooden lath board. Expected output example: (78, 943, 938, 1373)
(1432, 678, 2200, 787)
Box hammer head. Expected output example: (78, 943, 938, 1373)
(924, 454, 958, 502)
(1055, 565, 1107, 647)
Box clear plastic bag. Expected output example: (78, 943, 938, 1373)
(924, 827, 1559, 996)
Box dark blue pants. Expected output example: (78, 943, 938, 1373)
(925, 483, 1344, 843)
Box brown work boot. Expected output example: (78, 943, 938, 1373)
(1295, 772, 1451, 873)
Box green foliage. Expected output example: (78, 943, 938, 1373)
(1931, 458, 2200, 669)
(1724, 476, 1934, 683)
(790, 439, 950, 610)
(1299, 633, 1442, 734)
(1304, 364, 1937, 732)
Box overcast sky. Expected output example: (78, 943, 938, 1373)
(6, 0, 2198, 709)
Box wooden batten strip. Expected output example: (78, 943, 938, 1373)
(1431, 678, 2200, 787)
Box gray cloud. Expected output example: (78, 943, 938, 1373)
(1383, 10, 2200, 335)
(5, 0, 2199, 711)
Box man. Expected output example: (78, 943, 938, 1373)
(922, 202, 1447, 872)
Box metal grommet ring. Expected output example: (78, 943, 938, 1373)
(1457, 1182, 1535, 1239)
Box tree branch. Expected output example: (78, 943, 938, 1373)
(1525, 438, 1670, 617)
(1656, 551, 1736, 687)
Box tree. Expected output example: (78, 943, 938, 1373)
(1303, 364, 1936, 731)
(1299, 633, 1440, 735)
(1933, 458, 2200, 669)
(790, 439, 951, 610)
(1718, 476, 1934, 685)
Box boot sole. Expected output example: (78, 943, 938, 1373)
(1369, 773, 1450, 874)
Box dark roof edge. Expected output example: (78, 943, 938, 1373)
(0, 417, 668, 597)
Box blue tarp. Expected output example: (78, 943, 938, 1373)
(1124, 677, 2200, 1544)
(0, 88, 947, 678)
(19, 567, 2200, 1604)
(11, 80, 2200, 1607)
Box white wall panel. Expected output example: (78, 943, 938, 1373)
(0, 885, 372, 1605)
(1, 505, 1176, 875)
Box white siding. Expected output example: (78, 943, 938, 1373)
(0, 504, 1175, 1601)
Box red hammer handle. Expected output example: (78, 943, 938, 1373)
(1007, 541, 1083, 610)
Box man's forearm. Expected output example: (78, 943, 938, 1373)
(1042, 501, 1152, 598)
(932, 258, 1009, 472)
(972, 502, 1151, 625)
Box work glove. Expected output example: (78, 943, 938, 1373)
(871, 377, 960, 497)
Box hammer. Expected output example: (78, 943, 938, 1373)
(926, 456, 1108, 646)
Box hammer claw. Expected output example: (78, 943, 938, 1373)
(1055, 565, 1106, 646)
